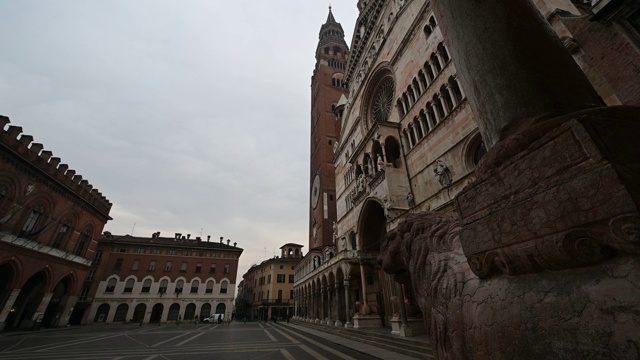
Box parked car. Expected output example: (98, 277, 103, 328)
(202, 314, 224, 323)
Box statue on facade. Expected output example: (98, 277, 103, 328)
(377, 154, 384, 171)
(433, 159, 452, 187)
(383, 198, 391, 220)
(407, 192, 415, 208)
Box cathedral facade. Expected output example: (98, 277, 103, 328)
(294, 0, 639, 334)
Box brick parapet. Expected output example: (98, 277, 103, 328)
(0, 115, 112, 218)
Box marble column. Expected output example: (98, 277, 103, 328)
(334, 283, 343, 327)
(359, 263, 369, 314)
(344, 281, 353, 328)
(430, 101, 441, 123)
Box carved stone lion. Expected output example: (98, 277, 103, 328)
(379, 211, 640, 359)
(380, 212, 467, 359)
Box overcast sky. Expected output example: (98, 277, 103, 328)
(0, 1, 358, 285)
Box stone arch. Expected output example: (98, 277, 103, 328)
(384, 136, 402, 168)
(5, 270, 49, 329)
(167, 303, 180, 321)
(133, 303, 146, 323)
(184, 303, 196, 320)
(200, 303, 212, 319)
(358, 198, 386, 252)
(94, 303, 110, 322)
(215, 303, 226, 315)
(150, 303, 163, 323)
(113, 303, 129, 322)
(0, 258, 22, 290)
(42, 274, 74, 327)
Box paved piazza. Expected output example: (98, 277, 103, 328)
(0, 322, 381, 360)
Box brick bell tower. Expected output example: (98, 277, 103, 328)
(309, 7, 349, 250)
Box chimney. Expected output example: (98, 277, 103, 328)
(207, 235, 211, 242)
(234, 242, 237, 247)
(175, 233, 180, 239)
(227, 239, 230, 245)
(187, 234, 191, 240)
(220, 237, 223, 243)
(196, 237, 201, 242)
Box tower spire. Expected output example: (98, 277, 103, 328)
(326, 5, 337, 24)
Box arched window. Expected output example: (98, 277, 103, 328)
(407, 86, 415, 104)
(220, 281, 228, 294)
(415, 118, 425, 139)
(448, 76, 464, 104)
(425, 62, 435, 82)
(440, 85, 454, 114)
(51, 221, 71, 249)
(433, 95, 445, 120)
(205, 280, 214, 294)
(141, 279, 152, 293)
(175, 279, 184, 294)
(429, 16, 437, 29)
(424, 23, 433, 37)
(438, 43, 450, 64)
(397, 99, 406, 117)
(431, 53, 442, 73)
(124, 278, 135, 293)
(74, 229, 92, 256)
(159, 279, 168, 294)
(106, 278, 117, 293)
(418, 71, 428, 91)
(190, 280, 199, 293)
(408, 125, 417, 146)
(21, 203, 45, 236)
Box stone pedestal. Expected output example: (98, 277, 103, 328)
(334, 320, 343, 327)
(353, 315, 382, 329)
(390, 318, 413, 337)
(456, 107, 640, 278)
(344, 321, 353, 329)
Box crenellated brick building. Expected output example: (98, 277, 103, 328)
(0, 115, 112, 331)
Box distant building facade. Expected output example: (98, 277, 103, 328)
(240, 243, 303, 321)
(0, 116, 112, 331)
(86, 233, 242, 324)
